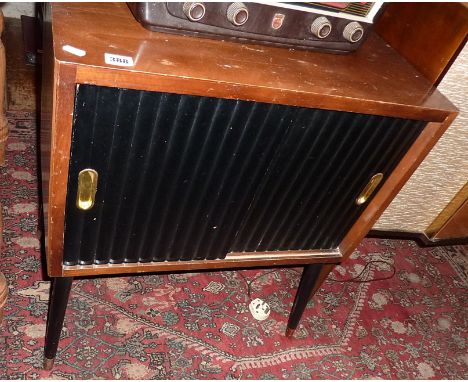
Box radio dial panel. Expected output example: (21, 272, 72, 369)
(129, 2, 383, 53)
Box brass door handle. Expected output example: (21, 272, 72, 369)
(356, 173, 383, 205)
(76, 169, 98, 210)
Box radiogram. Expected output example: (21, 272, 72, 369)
(40, 3, 457, 370)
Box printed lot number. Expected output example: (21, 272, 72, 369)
(104, 53, 134, 67)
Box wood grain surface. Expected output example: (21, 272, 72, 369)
(51, 2, 456, 122)
(62, 250, 342, 277)
(376, 2, 468, 86)
(434, 199, 468, 240)
(46, 63, 76, 277)
(429, 181, 468, 240)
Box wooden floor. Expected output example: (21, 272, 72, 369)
(4, 17, 37, 111)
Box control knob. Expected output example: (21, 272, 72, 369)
(343, 21, 364, 43)
(310, 16, 332, 39)
(183, 2, 206, 22)
(227, 2, 249, 26)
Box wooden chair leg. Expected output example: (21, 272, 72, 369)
(44, 277, 73, 370)
(285, 264, 335, 337)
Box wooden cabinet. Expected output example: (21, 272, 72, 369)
(40, 3, 457, 370)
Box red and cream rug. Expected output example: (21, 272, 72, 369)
(0, 111, 467, 379)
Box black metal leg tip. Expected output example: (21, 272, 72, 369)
(44, 357, 55, 371)
(285, 327, 295, 337)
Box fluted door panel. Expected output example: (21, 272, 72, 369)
(63, 84, 425, 265)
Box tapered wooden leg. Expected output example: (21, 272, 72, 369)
(286, 264, 335, 337)
(44, 277, 73, 370)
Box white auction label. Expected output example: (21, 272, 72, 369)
(104, 53, 134, 67)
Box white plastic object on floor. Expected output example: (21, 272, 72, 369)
(249, 298, 271, 321)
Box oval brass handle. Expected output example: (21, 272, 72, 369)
(76, 169, 98, 210)
(356, 173, 383, 205)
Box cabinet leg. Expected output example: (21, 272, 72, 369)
(286, 264, 334, 337)
(44, 277, 73, 370)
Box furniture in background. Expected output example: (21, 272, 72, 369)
(40, 3, 457, 369)
(0, 9, 8, 325)
(428, 182, 468, 240)
(372, 3, 468, 243)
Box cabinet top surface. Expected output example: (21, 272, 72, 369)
(50, 2, 456, 120)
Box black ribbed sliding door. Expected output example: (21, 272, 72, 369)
(63, 84, 425, 265)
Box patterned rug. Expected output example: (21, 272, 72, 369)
(0, 111, 467, 379)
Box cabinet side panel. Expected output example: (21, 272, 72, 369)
(40, 4, 53, 251)
(375, 2, 468, 86)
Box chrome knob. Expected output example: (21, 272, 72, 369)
(183, 2, 206, 22)
(227, 2, 249, 26)
(343, 21, 364, 43)
(310, 16, 332, 39)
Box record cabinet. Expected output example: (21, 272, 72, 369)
(40, 3, 457, 370)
